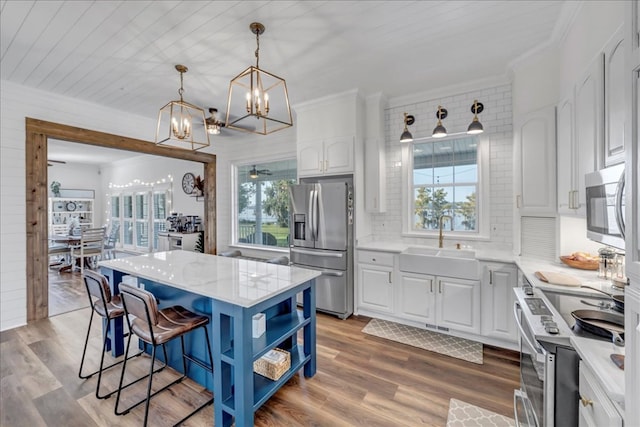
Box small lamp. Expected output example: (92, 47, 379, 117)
(432, 106, 448, 138)
(400, 113, 415, 143)
(467, 100, 484, 134)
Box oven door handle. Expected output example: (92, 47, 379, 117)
(513, 302, 546, 363)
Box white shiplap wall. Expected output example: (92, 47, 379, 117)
(370, 83, 514, 249)
(0, 80, 159, 331)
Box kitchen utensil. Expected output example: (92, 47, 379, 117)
(579, 285, 625, 313)
(559, 255, 598, 270)
(610, 354, 624, 370)
(534, 271, 581, 286)
(571, 309, 625, 346)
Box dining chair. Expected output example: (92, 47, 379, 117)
(103, 223, 120, 260)
(70, 227, 106, 275)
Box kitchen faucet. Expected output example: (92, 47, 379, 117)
(438, 214, 453, 248)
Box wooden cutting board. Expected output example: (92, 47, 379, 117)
(534, 271, 582, 286)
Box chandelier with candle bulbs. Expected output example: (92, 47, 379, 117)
(156, 64, 210, 150)
(225, 22, 293, 135)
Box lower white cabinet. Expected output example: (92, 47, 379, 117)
(357, 250, 394, 313)
(399, 272, 436, 323)
(480, 262, 518, 343)
(399, 272, 480, 334)
(578, 361, 623, 427)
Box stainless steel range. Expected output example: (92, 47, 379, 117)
(513, 278, 623, 427)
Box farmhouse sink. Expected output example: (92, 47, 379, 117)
(399, 246, 479, 280)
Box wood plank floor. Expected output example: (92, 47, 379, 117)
(2, 283, 520, 426)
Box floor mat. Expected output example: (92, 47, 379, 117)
(446, 398, 515, 426)
(362, 318, 483, 364)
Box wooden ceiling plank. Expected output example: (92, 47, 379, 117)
(0, 0, 36, 59)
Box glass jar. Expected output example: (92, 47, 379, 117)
(598, 248, 616, 279)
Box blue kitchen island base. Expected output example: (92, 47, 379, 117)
(99, 251, 318, 427)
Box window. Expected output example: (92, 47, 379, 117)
(235, 159, 297, 248)
(110, 195, 121, 245)
(152, 192, 167, 250)
(408, 135, 485, 236)
(110, 184, 170, 252)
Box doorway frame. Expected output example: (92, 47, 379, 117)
(25, 117, 217, 322)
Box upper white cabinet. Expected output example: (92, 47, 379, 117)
(604, 26, 626, 167)
(557, 54, 604, 216)
(556, 96, 576, 214)
(364, 94, 387, 213)
(295, 90, 362, 178)
(297, 136, 354, 177)
(514, 105, 556, 216)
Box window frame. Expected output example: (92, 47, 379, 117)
(231, 156, 297, 252)
(401, 133, 490, 241)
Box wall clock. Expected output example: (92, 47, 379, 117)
(65, 201, 77, 211)
(182, 172, 196, 195)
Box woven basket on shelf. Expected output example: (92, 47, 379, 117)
(253, 348, 290, 381)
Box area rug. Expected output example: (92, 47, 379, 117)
(446, 399, 515, 427)
(361, 318, 483, 364)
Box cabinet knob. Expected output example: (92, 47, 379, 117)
(579, 396, 593, 407)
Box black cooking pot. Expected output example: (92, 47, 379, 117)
(571, 309, 625, 346)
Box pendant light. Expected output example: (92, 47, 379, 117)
(226, 22, 293, 135)
(467, 100, 484, 134)
(432, 106, 448, 138)
(156, 65, 210, 150)
(400, 113, 415, 143)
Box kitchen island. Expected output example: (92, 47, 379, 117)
(99, 250, 320, 427)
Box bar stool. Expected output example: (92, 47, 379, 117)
(115, 283, 214, 427)
(78, 271, 144, 399)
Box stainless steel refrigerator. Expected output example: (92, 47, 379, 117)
(289, 176, 354, 319)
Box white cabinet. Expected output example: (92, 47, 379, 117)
(578, 361, 622, 427)
(480, 262, 518, 343)
(49, 197, 94, 235)
(603, 26, 626, 167)
(357, 250, 394, 313)
(557, 95, 578, 214)
(514, 105, 556, 216)
(436, 276, 481, 335)
(364, 93, 387, 213)
(297, 136, 354, 177)
(158, 232, 198, 252)
(556, 54, 604, 216)
(398, 272, 436, 323)
(398, 272, 480, 335)
(575, 54, 604, 199)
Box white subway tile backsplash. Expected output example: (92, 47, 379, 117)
(377, 83, 514, 247)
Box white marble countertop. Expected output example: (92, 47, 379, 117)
(356, 240, 516, 262)
(570, 336, 626, 407)
(357, 239, 619, 297)
(99, 251, 320, 308)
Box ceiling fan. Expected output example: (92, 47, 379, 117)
(249, 165, 272, 179)
(48, 159, 66, 167)
(205, 108, 226, 135)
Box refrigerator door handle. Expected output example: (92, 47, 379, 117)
(290, 247, 344, 258)
(308, 189, 315, 241)
(311, 189, 319, 240)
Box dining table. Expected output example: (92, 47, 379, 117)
(48, 234, 81, 272)
(98, 250, 320, 427)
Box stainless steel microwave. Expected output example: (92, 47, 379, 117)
(585, 164, 625, 250)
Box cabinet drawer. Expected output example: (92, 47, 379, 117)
(357, 250, 394, 266)
(578, 361, 622, 427)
